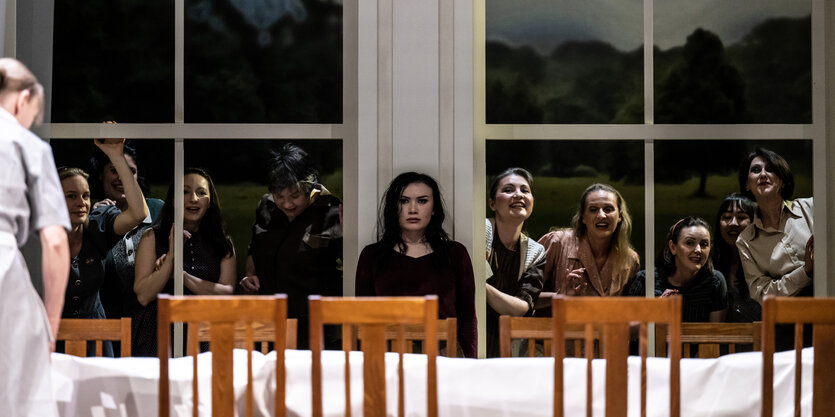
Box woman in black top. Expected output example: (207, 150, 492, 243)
(629, 217, 727, 322)
(132, 167, 236, 356)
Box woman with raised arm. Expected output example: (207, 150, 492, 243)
(537, 183, 640, 314)
(484, 168, 544, 357)
(132, 168, 236, 356)
(736, 148, 813, 302)
(239, 143, 342, 349)
(88, 139, 165, 328)
(713, 193, 760, 322)
(628, 217, 727, 322)
(356, 172, 477, 358)
(0, 57, 70, 417)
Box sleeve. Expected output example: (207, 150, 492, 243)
(537, 231, 562, 293)
(26, 140, 70, 232)
(452, 243, 478, 358)
(247, 195, 271, 256)
(736, 235, 811, 302)
(627, 270, 647, 297)
(354, 245, 377, 296)
(710, 270, 729, 312)
(88, 205, 122, 256)
(515, 255, 544, 315)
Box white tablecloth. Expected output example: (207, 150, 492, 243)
(51, 348, 814, 416)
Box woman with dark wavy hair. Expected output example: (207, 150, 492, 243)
(132, 167, 236, 356)
(628, 217, 727, 322)
(355, 172, 477, 358)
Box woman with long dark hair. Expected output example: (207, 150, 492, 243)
(355, 172, 477, 358)
(713, 193, 760, 322)
(132, 167, 236, 356)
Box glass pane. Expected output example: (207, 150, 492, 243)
(486, 140, 645, 262)
(184, 0, 343, 123)
(486, 0, 644, 124)
(653, 139, 812, 251)
(51, 2, 175, 122)
(655, 0, 811, 123)
(184, 139, 343, 276)
(50, 139, 174, 203)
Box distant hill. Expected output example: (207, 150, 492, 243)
(486, 15, 811, 124)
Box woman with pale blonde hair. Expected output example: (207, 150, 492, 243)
(536, 183, 640, 315)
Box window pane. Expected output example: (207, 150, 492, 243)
(655, 0, 811, 123)
(51, 2, 175, 122)
(486, 140, 645, 262)
(50, 139, 174, 202)
(184, 0, 343, 123)
(184, 139, 343, 275)
(486, 0, 644, 124)
(653, 139, 812, 252)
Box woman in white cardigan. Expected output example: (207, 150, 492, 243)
(484, 167, 545, 357)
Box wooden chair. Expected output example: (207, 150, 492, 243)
(309, 295, 438, 417)
(157, 294, 288, 417)
(655, 322, 762, 358)
(352, 317, 457, 357)
(552, 295, 682, 417)
(762, 296, 835, 417)
(187, 318, 298, 354)
(56, 317, 132, 357)
(498, 316, 600, 358)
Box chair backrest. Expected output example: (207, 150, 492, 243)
(498, 316, 599, 358)
(351, 317, 457, 357)
(57, 317, 132, 357)
(552, 295, 682, 417)
(309, 295, 438, 417)
(655, 322, 762, 358)
(762, 296, 835, 417)
(157, 294, 288, 417)
(188, 318, 298, 354)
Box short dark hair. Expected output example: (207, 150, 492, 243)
(738, 147, 794, 201)
(266, 143, 319, 195)
(658, 216, 713, 277)
(488, 167, 534, 202)
(376, 172, 450, 270)
(712, 193, 755, 283)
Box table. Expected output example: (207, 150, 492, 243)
(51, 348, 815, 416)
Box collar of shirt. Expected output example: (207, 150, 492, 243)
(751, 199, 801, 235)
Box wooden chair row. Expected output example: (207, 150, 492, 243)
(499, 316, 762, 359)
(57, 316, 457, 358)
(58, 294, 835, 417)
